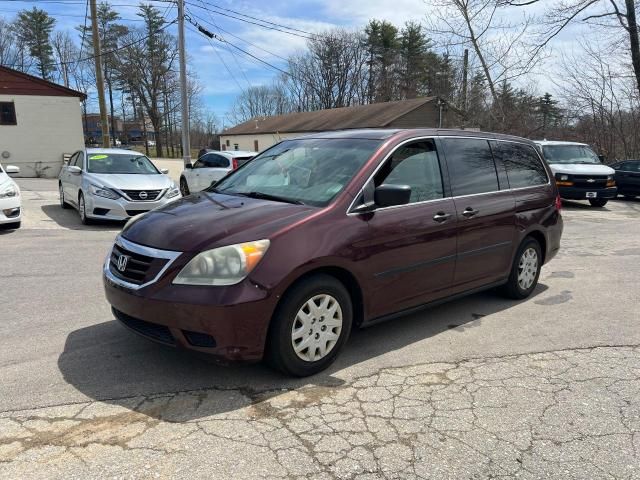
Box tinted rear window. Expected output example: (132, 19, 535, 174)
(499, 142, 548, 188)
(442, 138, 499, 196)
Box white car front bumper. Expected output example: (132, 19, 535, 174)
(0, 194, 21, 225)
(85, 192, 181, 221)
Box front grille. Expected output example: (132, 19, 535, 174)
(109, 242, 169, 285)
(182, 330, 217, 348)
(572, 175, 608, 189)
(126, 210, 149, 217)
(113, 308, 175, 345)
(122, 189, 163, 201)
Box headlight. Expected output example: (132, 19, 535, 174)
(556, 174, 569, 181)
(0, 182, 18, 199)
(166, 184, 180, 198)
(173, 240, 270, 286)
(89, 184, 120, 199)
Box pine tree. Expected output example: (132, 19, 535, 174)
(14, 7, 56, 80)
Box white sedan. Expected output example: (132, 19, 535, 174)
(179, 150, 256, 195)
(0, 163, 21, 229)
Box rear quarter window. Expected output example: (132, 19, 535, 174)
(498, 142, 548, 188)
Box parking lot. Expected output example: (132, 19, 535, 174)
(1, 178, 639, 479)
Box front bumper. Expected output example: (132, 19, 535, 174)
(86, 192, 180, 220)
(558, 186, 617, 200)
(102, 249, 277, 362)
(0, 195, 21, 224)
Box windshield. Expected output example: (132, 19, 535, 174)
(212, 138, 382, 206)
(87, 153, 160, 174)
(542, 145, 601, 165)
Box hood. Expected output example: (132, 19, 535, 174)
(86, 173, 174, 191)
(549, 163, 615, 176)
(121, 192, 316, 252)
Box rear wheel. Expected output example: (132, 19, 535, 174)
(180, 177, 190, 196)
(266, 274, 353, 377)
(589, 198, 608, 207)
(501, 237, 542, 300)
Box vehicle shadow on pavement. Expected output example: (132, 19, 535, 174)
(561, 200, 611, 211)
(41, 204, 124, 231)
(58, 284, 548, 422)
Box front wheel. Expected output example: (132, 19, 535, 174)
(589, 198, 608, 207)
(59, 184, 70, 209)
(180, 177, 190, 196)
(501, 237, 542, 300)
(78, 192, 92, 225)
(266, 274, 353, 377)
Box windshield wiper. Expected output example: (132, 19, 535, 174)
(239, 191, 305, 205)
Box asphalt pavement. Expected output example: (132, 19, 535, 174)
(1, 179, 639, 479)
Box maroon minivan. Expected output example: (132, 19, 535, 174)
(103, 129, 563, 376)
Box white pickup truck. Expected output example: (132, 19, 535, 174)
(534, 140, 617, 207)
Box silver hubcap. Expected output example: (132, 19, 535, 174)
(518, 247, 538, 290)
(291, 294, 343, 362)
(59, 186, 64, 205)
(79, 196, 85, 220)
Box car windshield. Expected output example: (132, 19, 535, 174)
(87, 153, 160, 174)
(542, 145, 601, 164)
(212, 138, 382, 206)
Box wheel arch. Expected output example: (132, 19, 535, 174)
(524, 229, 547, 264)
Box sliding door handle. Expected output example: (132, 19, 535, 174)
(462, 207, 479, 218)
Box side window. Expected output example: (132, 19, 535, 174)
(374, 140, 444, 204)
(68, 152, 79, 167)
(193, 159, 204, 169)
(75, 152, 84, 170)
(499, 142, 548, 188)
(442, 138, 499, 196)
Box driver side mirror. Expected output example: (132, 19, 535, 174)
(160, 168, 169, 174)
(68, 165, 82, 175)
(598, 155, 607, 163)
(184, 163, 193, 169)
(374, 184, 412, 208)
(5, 165, 19, 175)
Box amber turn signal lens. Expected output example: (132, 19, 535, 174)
(606, 180, 616, 187)
(556, 181, 574, 186)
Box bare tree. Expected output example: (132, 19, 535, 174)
(51, 31, 77, 87)
(0, 18, 21, 67)
(228, 84, 293, 124)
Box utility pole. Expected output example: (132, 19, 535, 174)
(90, 0, 110, 148)
(461, 49, 469, 128)
(177, 0, 191, 166)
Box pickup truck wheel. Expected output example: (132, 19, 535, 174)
(266, 274, 352, 377)
(501, 237, 542, 300)
(589, 198, 608, 207)
(180, 177, 190, 196)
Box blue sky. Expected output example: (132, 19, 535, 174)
(1, 0, 590, 125)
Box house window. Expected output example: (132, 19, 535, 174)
(226, 139, 230, 146)
(234, 144, 239, 150)
(0, 102, 17, 125)
(254, 139, 259, 151)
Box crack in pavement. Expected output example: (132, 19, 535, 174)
(1, 345, 639, 479)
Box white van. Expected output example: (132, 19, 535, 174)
(534, 141, 616, 207)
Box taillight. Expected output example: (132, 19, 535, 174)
(232, 158, 238, 170)
(555, 193, 562, 211)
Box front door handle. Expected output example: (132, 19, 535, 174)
(462, 207, 479, 218)
(433, 212, 452, 223)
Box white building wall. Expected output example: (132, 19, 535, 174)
(0, 94, 85, 178)
(220, 132, 316, 153)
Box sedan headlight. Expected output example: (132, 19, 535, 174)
(166, 183, 180, 198)
(0, 181, 18, 199)
(173, 240, 270, 286)
(89, 184, 120, 200)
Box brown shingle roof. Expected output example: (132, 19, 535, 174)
(222, 97, 437, 135)
(0, 66, 87, 99)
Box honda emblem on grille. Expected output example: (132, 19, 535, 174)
(139, 191, 148, 200)
(117, 254, 129, 272)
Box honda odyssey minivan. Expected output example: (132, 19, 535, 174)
(104, 129, 563, 376)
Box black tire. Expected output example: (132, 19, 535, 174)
(59, 183, 70, 209)
(4, 221, 20, 229)
(589, 198, 608, 207)
(180, 177, 190, 196)
(624, 195, 637, 199)
(266, 274, 353, 377)
(501, 237, 542, 300)
(78, 192, 92, 225)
